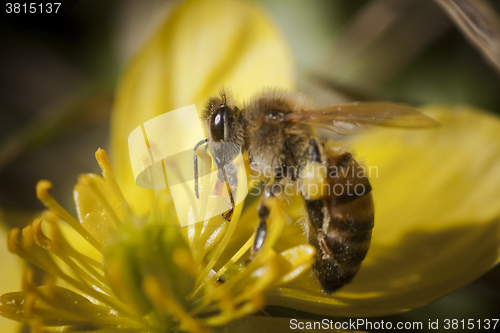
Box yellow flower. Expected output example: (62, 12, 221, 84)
(0, 0, 313, 332)
(0, 148, 314, 332)
(108, 0, 500, 322)
(1, 0, 500, 332)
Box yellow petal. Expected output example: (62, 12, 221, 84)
(266, 106, 500, 316)
(0, 218, 23, 333)
(110, 0, 294, 214)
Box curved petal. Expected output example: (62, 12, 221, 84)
(266, 106, 500, 317)
(0, 220, 23, 333)
(110, 0, 294, 214)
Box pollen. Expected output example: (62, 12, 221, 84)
(299, 162, 328, 200)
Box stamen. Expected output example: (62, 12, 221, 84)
(201, 254, 272, 309)
(31, 219, 113, 295)
(172, 248, 199, 277)
(2, 285, 146, 328)
(41, 211, 104, 270)
(24, 292, 37, 317)
(191, 198, 244, 298)
(7, 228, 22, 254)
(142, 276, 210, 333)
(36, 180, 103, 253)
(232, 263, 277, 304)
(188, 172, 216, 263)
(78, 174, 122, 226)
(194, 197, 287, 314)
(29, 319, 42, 333)
(140, 156, 161, 221)
(22, 267, 35, 292)
(72, 184, 118, 248)
(204, 294, 264, 326)
(210, 234, 255, 282)
(95, 148, 133, 217)
(8, 224, 139, 321)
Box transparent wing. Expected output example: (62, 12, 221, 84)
(281, 101, 440, 134)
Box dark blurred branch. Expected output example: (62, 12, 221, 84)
(361, 0, 452, 83)
(307, 74, 421, 105)
(332, 0, 418, 66)
(323, 0, 452, 85)
(435, 0, 500, 76)
(0, 88, 112, 172)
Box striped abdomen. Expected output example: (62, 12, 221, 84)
(303, 143, 374, 294)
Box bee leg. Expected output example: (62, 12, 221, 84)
(317, 231, 333, 260)
(274, 165, 284, 182)
(222, 186, 234, 221)
(221, 162, 238, 222)
(248, 220, 267, 262)
(304, 199, 332, 259)
(309, 138, 321, 163)
(246, 183, 282, 264)
(193, 139, 208, 199)
(246, 205, 269, 264)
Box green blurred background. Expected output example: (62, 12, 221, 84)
(0, 0, 499, 331)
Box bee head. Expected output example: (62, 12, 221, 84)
(204, 90, 244, 147)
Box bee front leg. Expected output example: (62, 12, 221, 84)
(221, 162, 238, 222)
(193, 139, 208, 199)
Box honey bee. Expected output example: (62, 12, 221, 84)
(195, 88, 438, 294)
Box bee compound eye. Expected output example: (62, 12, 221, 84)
(210, 105, 229, 142)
